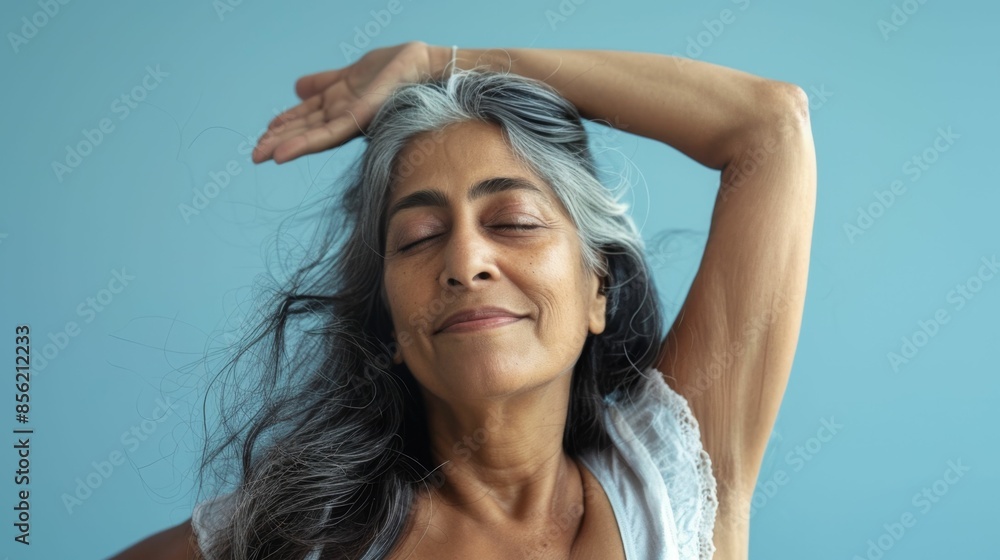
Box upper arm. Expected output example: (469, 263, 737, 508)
(107, 517, 203, 560)
(656, 82, 816, 501)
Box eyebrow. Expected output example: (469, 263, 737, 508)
(386, 176, 550, 225)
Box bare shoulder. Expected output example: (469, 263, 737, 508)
(107, 517, 203, 560)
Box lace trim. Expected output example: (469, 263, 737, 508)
(619, 368, 720, 560)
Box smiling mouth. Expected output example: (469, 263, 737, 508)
(436, 316, 524, 334)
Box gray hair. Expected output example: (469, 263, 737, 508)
(195, 65, 665, 559)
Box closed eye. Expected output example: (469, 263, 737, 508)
(492, 224, 541, 232)
(397, 224, 541, 253)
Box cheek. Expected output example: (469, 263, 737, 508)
(524, 244, 589, 320)
(384, 268, 433, 337)
(382, 270, 408, 323)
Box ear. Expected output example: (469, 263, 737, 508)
(588, 268, 608, 336)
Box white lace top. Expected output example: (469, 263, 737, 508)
(578, 366, 719, 559)
(191, 366, 718, 559)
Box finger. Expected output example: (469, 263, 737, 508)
(271, 99, 349, 135)
(295, 68, 345, 100)
(268, 79, 356, 131)
(252, 122, 312, 163)
(267, 94, 324, 130)
(267, 110, 317, 136)
(258, 99, 354, 162)
(273, 117, 363, 164)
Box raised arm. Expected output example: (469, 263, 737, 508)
(429, 45, 800, 170)
(424, 46, 815, 559)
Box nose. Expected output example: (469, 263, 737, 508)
(438, 221, 498, 291)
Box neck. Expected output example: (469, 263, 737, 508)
(418, 370, 585, 530)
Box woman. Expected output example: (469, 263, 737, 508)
(110, 42, 815, 559)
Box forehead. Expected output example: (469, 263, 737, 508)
(389, 120, 551, 204)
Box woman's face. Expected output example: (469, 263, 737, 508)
(382, 120, 607, 402)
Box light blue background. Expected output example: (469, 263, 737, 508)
(2, 0, 996, 558)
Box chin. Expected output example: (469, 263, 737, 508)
(441, 357, 563, 398)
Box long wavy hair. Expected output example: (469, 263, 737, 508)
(194, 64, 665, 559)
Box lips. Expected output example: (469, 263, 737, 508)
(434, 306, 526, 334)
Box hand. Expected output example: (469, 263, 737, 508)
(252, 41, 440, 164)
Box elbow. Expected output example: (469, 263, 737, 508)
(760, 81, 812, 135)
(735, 81, 812, 152)
(771, 82, 811, 123)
